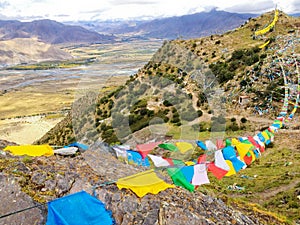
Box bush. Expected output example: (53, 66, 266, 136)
(197, 110, 203, 117)
(176, 122, 182, 126)
(163, 100, 172, 107)
(241, 117, 248, 123)
(228, 122, 239, 131)
(171, 117, 180, 124)
(199, 121, 211, 132)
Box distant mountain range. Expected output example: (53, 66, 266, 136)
(0, 10, 297, 45)
(73, 10, 258, 39)
(291, 13, 300, 17)
(0, 19, 115, 44)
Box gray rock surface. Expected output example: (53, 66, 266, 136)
(0, 174, 45, 225)
(0, 144, 283, 225)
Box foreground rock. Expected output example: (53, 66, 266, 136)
(0, 174, 45, 225)
(0, 142, 286, 225)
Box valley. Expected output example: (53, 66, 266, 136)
(0, 40, 163, 144)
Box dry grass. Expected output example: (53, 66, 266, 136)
(0, 87, 74, 119)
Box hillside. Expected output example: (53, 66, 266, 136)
(0, 19, 115, 44)
(35, 10, 300, 223)
(38, 10, 300, 145)
(0, 37, 73, 65)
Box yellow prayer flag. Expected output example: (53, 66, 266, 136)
(116, 169, 174, 198)
(175, 142, 194, 153)
(225, 160, 236, 177)
(4, 145, 54, 157)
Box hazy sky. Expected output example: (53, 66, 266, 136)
(0, 0, 299, 21)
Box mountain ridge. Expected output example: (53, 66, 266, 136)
(0, 19, 115, 44)
(74, 10, 258, 39)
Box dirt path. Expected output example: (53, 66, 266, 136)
(256, 179, 300, 202)
(228, 179, 300, 202)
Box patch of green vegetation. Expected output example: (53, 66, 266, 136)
(204, 145, 300, 223)
(6, 58, 96, 70)
(209, 46, 263, 84)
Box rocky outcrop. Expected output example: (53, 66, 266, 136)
(0, 142, 285, 224)
(0, 139, 17, 149)
(95, 185, 258, 225)
(0, 174, 45, 225)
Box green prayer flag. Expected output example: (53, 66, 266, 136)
(225, 139, 232, 147)
(158, 143, 178, 152)
(167, 168, 195, 192)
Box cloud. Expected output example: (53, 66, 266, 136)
(222, 0, 275, 13)
(276, 0, 300, 13)
(0, 1, 9, 9)
(108, 0, 158, 5)
(0, 0, 299, 22)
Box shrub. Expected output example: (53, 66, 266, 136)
(241, 117, 248, 123)
(163, 100, 172, 107)
(171, 117, 180, 124)
(176, 122, 182, 126)
(228, 122, 239, 131)
(197, 110, 203, 117)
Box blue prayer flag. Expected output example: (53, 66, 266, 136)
(46, 191, 114, 225)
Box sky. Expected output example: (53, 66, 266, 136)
(0, 0, 299, 22)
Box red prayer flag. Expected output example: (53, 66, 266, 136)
(207, 162, 228, 180)
(136, 142, 162, 159)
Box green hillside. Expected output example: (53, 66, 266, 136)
(37, 10, 299, 146)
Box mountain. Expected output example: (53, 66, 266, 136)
(0, 37, 73, 65)
(84, 10, 257, 39)
(291, 13, 300, 17)
(0, 19, 115, 44)
(37, 10, 300, 223)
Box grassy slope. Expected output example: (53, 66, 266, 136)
(201, 131, 300, 223)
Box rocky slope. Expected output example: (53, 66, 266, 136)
(0, 141, 288, 225)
